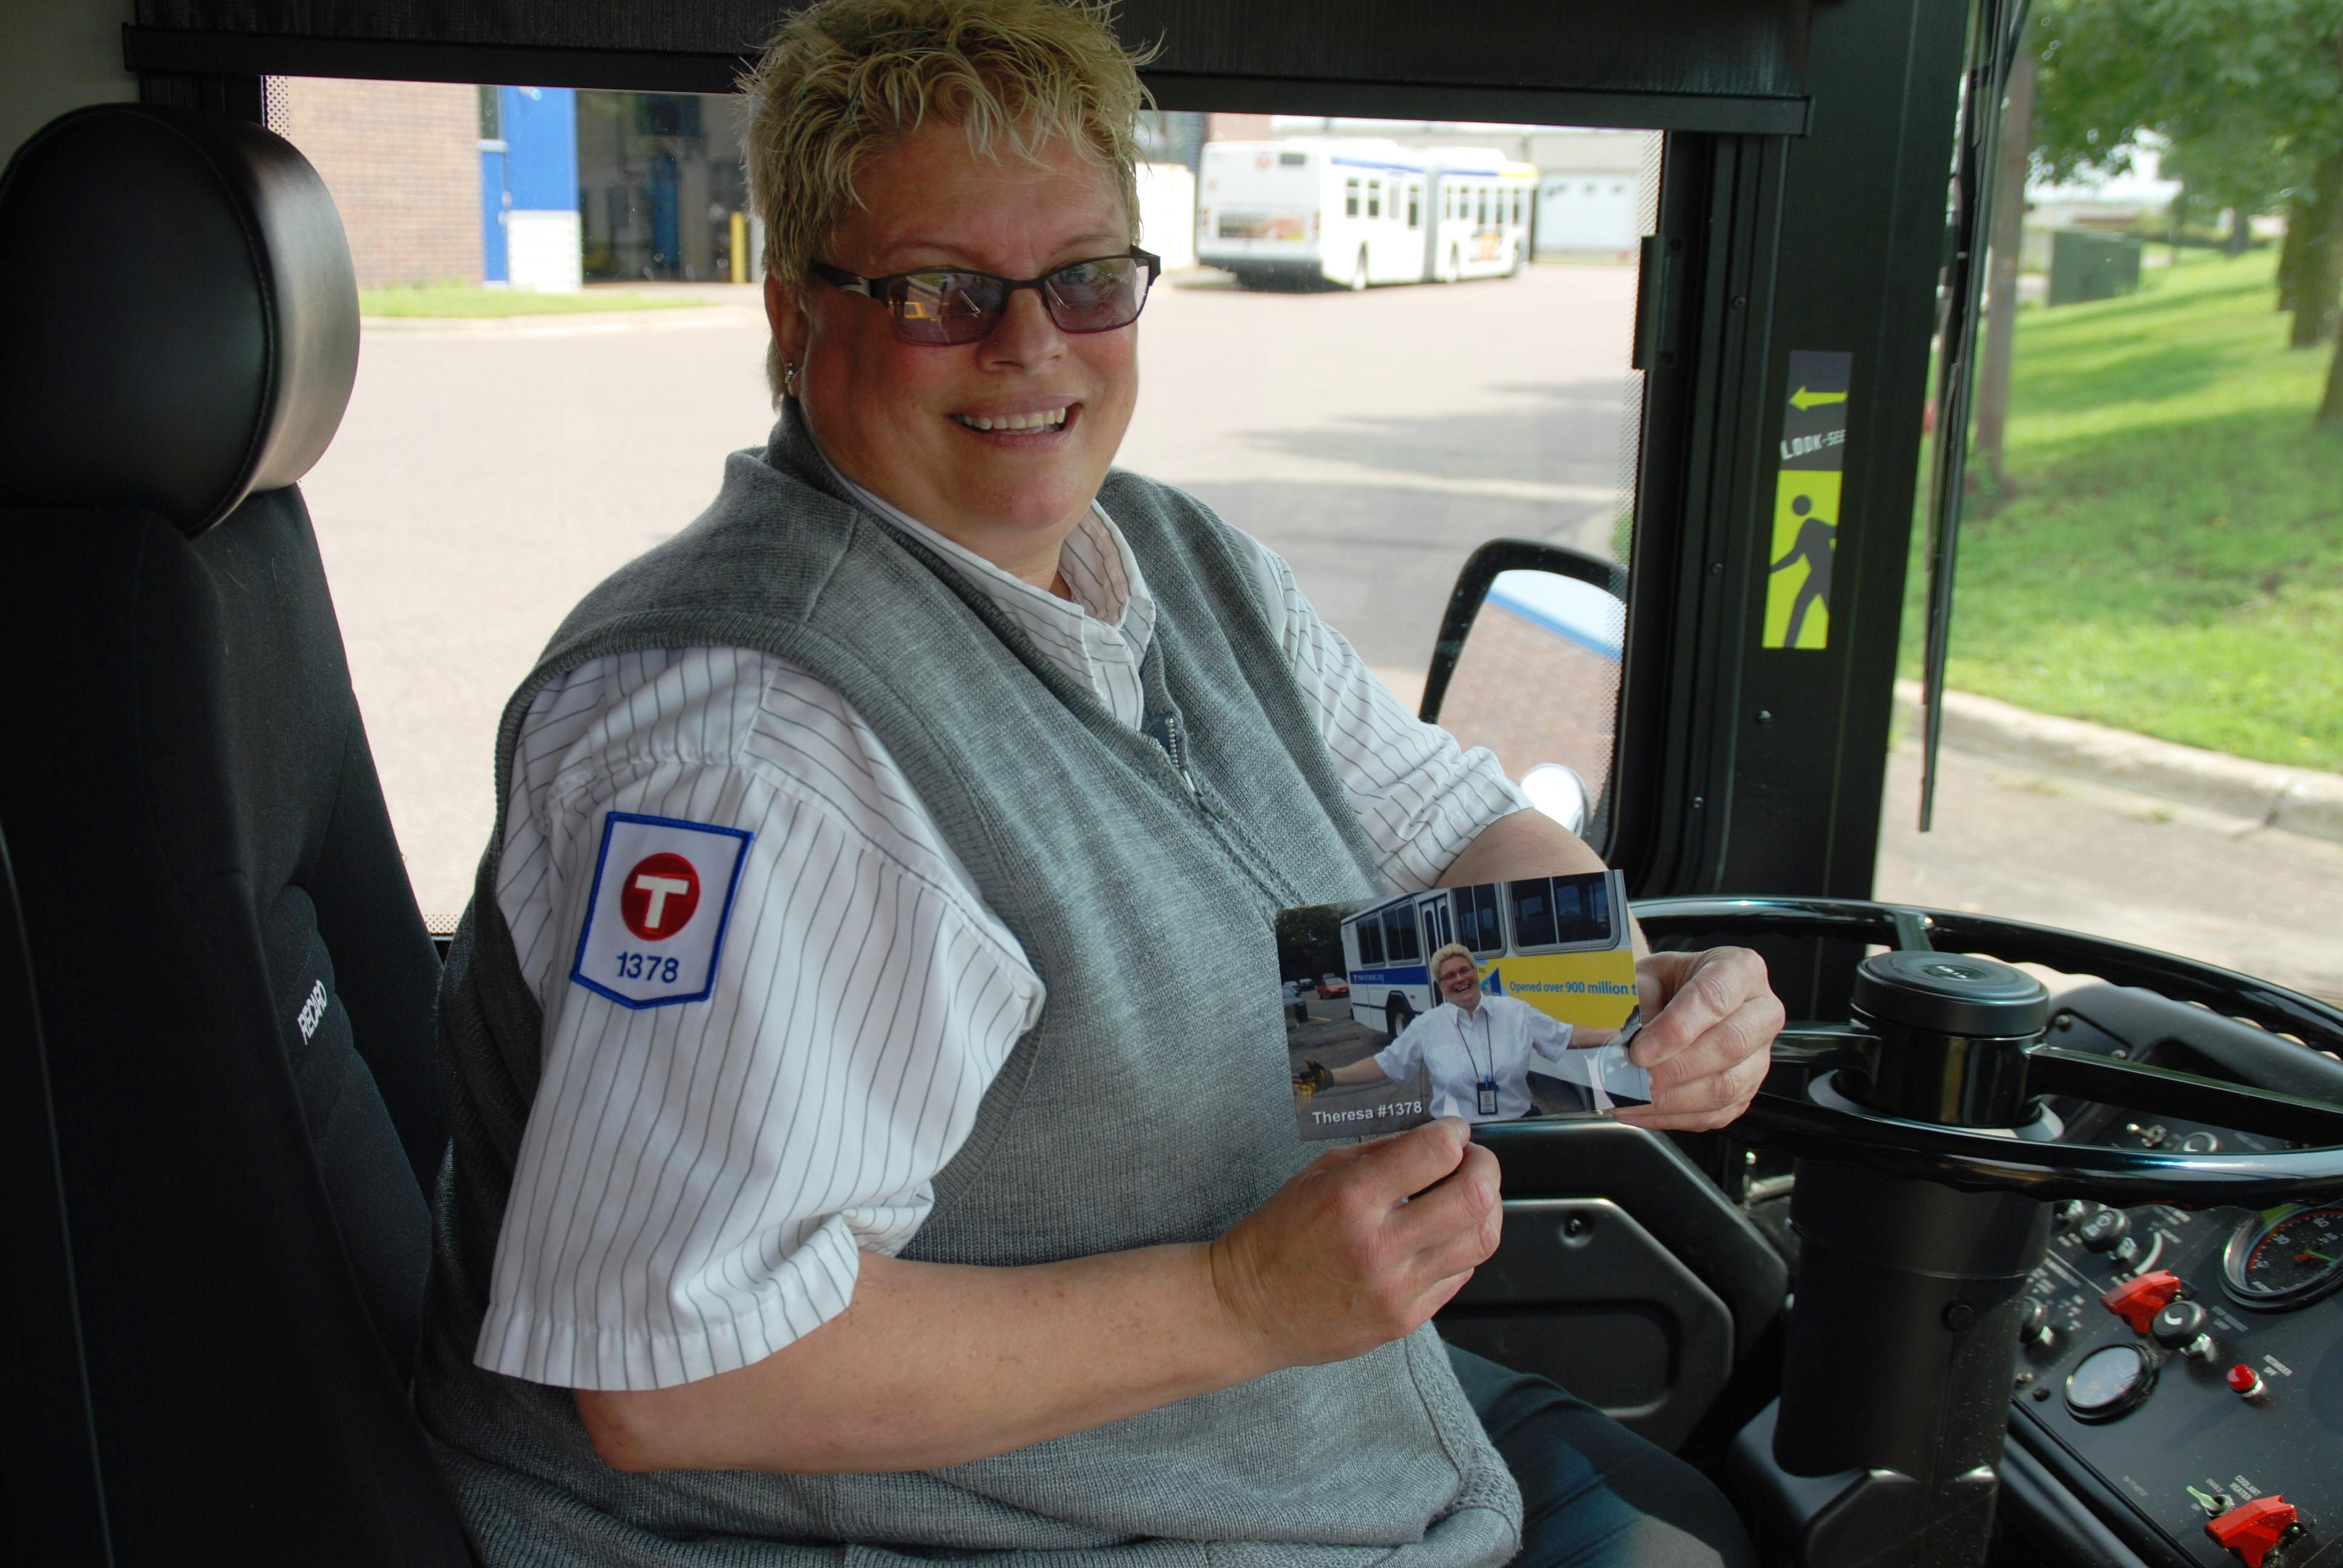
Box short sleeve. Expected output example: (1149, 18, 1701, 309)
(1239, 537, 1530, 891)
(1518, 1000, 1578, 1063)
(477, 756, 1042, 1391)
(1374, 1011, 1432, 1080)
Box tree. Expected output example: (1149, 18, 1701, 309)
(2030, 0, 2343, 419)
(1273, 904, 1349, 984)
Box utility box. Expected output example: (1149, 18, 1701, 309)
(2046, 229, 2141, 306)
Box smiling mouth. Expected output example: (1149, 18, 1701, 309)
(952, 406, 1070, 433)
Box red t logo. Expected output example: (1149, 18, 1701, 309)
(620, 853, 700, 941)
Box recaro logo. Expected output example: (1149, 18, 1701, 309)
(297, 979, 329, 1042)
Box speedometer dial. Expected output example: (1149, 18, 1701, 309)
(2222, 1206, 2343, 1310)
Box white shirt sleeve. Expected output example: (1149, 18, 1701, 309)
(1373, 1010, 1435, 1080)
(480, 651, 1043, 1391)
(1240, 538, 1531, 892)
(1514, 997, 1579, 1063)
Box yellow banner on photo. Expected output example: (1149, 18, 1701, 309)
(1478, 948, 1640, 1030)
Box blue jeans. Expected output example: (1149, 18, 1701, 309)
(1447, 1345, 1759, 1568)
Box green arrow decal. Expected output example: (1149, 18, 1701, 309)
(1789, 385, 1848, 412)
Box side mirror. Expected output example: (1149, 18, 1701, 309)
(1420, 540, 1627, 840)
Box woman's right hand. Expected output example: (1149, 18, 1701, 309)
(1206, 1119, 1501, 1371)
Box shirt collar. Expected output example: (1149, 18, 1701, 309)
(815, 446, 1154, 644)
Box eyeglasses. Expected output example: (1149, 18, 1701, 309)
(809, 249, 1160, 345)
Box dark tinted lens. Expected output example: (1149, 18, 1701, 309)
(1042, 256, 1148, 332)
(889, 270, 1006, 344)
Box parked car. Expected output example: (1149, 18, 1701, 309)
(1316, 973, 1351, 998)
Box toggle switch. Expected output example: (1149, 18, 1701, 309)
(2204, 1495, 2299, 1568)
(2100, 1270, 2183, 1335)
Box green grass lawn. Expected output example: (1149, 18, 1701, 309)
(1913, 249, 2343, 771)
(358, 284, 715, 318)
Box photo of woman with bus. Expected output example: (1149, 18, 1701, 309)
(1296, 942, 1648, 1125)
(1281, 871, 1651, 1138)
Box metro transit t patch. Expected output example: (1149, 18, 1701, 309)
(570, 811, 753, 1008)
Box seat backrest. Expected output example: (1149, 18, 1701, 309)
(0, 105, 470, 1564)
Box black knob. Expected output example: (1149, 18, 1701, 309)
(2152, 1299, 2207, 1349)
(2079, 1208, 2132, 1253)
(2018, 1299, 2056, 1350)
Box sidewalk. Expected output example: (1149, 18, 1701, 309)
(1890, 681, 2343, 846)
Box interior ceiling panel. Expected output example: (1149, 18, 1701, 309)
(131, 1, 1812, 131)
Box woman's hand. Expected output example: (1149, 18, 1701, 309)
(1612, 947, 1784, 1132)
(1208, 1119, 1501, 1369)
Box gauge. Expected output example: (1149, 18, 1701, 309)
(2221, 1205, 2343, 1310)
(2065, 1343, 2155, 1423)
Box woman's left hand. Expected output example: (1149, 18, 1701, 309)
(1611, 947, 1784, 1131)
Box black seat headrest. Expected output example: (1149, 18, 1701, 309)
(0, 105, 359, 537)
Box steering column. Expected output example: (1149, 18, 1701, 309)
(1634, 898, 2343, 1568)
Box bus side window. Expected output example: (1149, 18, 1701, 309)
(1368, 178, 1381, 220)
(1345, 177, 1360, 218)
(1509, 878, 1557, 949)
(1455, 884, 1502, 954)
(1407, 183, 1421, 229)
(1383, 904, 1421, 964)
(1356, 913, 1384, 966)
(1478, 189, 1490, 226)
(1551, 877, 1612, 947)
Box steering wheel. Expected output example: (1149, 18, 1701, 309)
(1634, 897, 2343, 1206)
(1615, 898, 2343, 1568)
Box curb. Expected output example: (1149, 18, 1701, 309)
(1892, 680, 2343, 846)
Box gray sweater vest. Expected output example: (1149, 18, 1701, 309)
(414, 408, 1521, 1566)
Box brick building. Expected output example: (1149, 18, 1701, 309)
(269, 78, 479, 289)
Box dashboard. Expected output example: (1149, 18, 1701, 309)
(1999, 991, 2343, 1568)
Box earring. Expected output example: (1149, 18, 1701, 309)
(784, 360, 800, 397)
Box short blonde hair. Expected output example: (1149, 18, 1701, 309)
(740, 0, 1153, 398)
(1429, 943, 1478, 982)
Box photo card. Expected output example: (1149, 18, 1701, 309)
(1276, 869, 1652, 1142)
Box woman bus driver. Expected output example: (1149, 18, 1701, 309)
(414, 4, 1780, 1565)
(1302, 943, 1647, 1122)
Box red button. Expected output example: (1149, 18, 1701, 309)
(2204, 1495, 2297, 1568)
(2229, 1364, 2266, 1398)
(2100, 1270, 2183, 1334)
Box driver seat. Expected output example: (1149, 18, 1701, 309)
(0, 106, 470, 1561)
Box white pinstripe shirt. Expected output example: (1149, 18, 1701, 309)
(481, 488, 1529, 1391)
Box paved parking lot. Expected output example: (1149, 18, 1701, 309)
(309, 264, 1636, 919)
(305, 264, 2342, 1005)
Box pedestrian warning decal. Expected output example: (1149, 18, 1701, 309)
(1765, 350, 1852, 650)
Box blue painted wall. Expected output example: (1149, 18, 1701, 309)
(479, 143, 509, 283)
(502, 87, 578, 211)
(480, 85, 578, 282)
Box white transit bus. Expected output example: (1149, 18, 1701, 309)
(1339, 874, 1619, 1036)
(1196, 138, 1536, 290)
